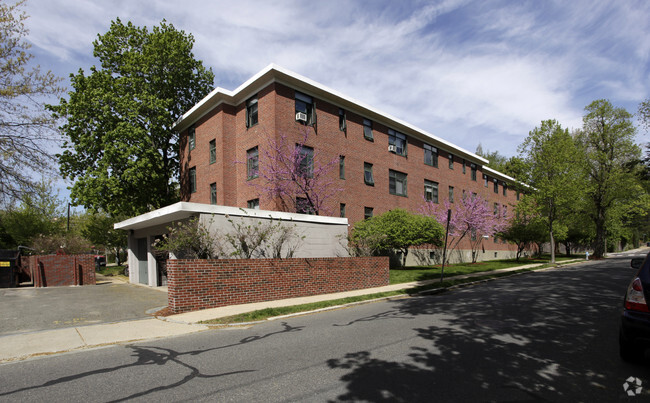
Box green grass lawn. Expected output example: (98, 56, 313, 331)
(390, 254, 580, 284)
(97, 265, 129, 281)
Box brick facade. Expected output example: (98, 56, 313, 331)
(167, 256, 389, 314)
(177, 66, 518, 253)
(27, 254, 96, 287)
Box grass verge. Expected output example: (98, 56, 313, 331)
(97, 265, 129, 281)
(390, 255, 578, 284)
(200, 266, 544, 325)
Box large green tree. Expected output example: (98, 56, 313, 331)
(518, 119, 583, 263)
(0, 0, 63, 203)
(0, 179, 65, 248)
(50, 19, 214, 217)
(350, 208, 444, 267)
(576, 99, 642, 258)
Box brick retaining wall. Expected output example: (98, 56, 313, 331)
(28, 254, 96, 287)
(167, 256, 389, 314)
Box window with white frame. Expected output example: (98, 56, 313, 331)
(339, 108, 346, 132)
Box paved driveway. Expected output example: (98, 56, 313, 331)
(0, 276, 168, 336)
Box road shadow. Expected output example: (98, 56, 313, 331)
(0, 322, 303, 401)
(327, 261, 650, 401)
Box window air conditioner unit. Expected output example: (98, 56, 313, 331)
(295, 112, 307, 122)
(388, 144, 397, 152)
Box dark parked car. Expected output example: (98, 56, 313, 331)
(94, 255, 106, 270)
(620, 252, 650, 361)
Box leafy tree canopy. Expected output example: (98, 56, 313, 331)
(518, 119, 583, 262)
(350, 208, 444, 266)
(50, 18, 214, 217)
(0, 0, 63, 203)
(576, 99, 641, 258)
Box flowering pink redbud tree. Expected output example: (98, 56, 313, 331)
(249, 129, 341, 216)
(420, 194, 508, 263)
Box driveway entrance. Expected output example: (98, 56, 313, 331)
(0, 276, 168, 336)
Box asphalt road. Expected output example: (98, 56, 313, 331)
(0, 277, 168, 336)
(1, 252, 649, 402)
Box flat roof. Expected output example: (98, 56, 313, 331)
(114, 202, 349, 231)
(173, 63, 489, 166)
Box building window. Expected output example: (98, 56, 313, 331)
(448, 153, 454, 169)
(247, 198, 260, 209)
(449, 186, 454, 203)
(297, 145, 313, 178)
(502, 183, 507, 196)
(424, 180, 438, 203)
(209, 139, 216, 164)
(471, 164, 477, 181)
(516, 191, 520, 201)
(339, 155, 345, 179)
(295, 91, 316, 125)
(388, 129, 407, 156)
(189, 167, 196, 193)
(424, 143, 438, 167)
(246, 95, 258, 128)
(340, 203, 346, 218)
(210, 183, 217, 205)
(363, 118, 373, 141)
(494, 202, 499, 215)
(339, 108, 346, 132)
(493, 179, 498, 193)
(364, 207, 373, 219)
(389, 170, 407, 197)
(247, 147, 259, 179)
(188, 126, 196, 151)
(462, 159, 466, 174)
(296, 197, 314, 214)
(484, 174, 489, 187)
(364, 162, 374, 185)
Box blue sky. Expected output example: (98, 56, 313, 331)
(21, 0, 650, 198)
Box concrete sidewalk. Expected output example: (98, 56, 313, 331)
(0, 258, 594, 363)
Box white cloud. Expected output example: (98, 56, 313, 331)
(20, 0, 650, 157)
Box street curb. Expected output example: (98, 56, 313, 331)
(203, 260, 586, 326)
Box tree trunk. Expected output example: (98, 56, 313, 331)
(593, 211, 606, 259)
(549, 228, 555, 264)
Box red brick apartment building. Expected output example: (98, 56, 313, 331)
(174, 64, 519, 261)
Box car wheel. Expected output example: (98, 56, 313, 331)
(620, 330, 637, 362)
